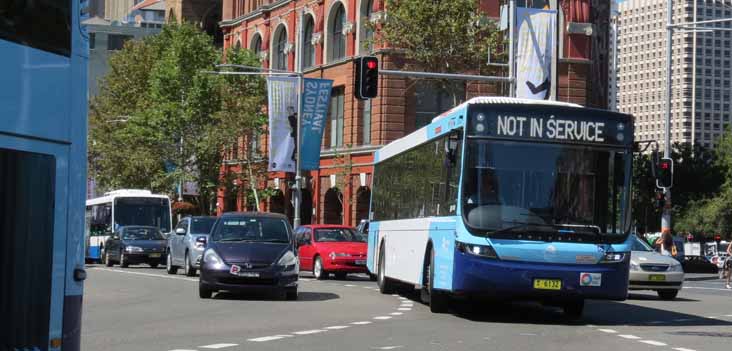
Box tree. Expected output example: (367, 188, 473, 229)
(89, 23, 266, 214)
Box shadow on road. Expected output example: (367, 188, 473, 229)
(212, 291, 340, 302)
(627, 293, 699, 302)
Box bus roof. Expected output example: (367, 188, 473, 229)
(86, 189, 170, 206)
(374, 97, 608, 164)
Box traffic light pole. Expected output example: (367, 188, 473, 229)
(293, 9, 304, 230)
(662, 0, 673, 236)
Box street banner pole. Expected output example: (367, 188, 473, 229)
(294, 9, 304, 229)
(662, 0, 673, 235)
(508, 0, 516, 97)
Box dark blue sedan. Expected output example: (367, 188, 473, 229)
(104, 226, 167, 268)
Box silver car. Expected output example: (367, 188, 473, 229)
(629, 235, 684, 300)
(166, 216, 217, 276)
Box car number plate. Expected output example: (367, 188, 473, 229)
(149, 253, 161, 258)
(533, 279, 562, 290)
(649, 274, 666, 281)
(238, 272, 260, 278)
(355, 260, 366, 265)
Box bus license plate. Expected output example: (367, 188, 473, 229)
(149, 253, 161, 258)
(649, 274, 666, 281)
(355, 260, 366, 265)
(533, 279, 562, 290)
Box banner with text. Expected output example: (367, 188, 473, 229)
(515, 8, 556, 100)
(267, 76, 299, 172)
(300, 78, 334, 170)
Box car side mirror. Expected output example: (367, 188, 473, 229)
(175, 228, 186, 235)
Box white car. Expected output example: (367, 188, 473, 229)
(629, 235, 685, 300)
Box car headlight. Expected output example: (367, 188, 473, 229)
(630, 261, 640, 271)
(125, 246, 143, 253)
(329, 252, 350, 260)
(668, 263, 684, 272)
(194, 236, 207, 248)
(600, 252, 627, 263)
(457, 242, 498, 259)
(278, 250, 298, 266)
(203, 249, 223, 266)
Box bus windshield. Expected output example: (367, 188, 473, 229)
(114, 197, 171, 233)
(461, 140, 630, 237)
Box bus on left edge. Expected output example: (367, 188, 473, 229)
(1, 1, 89, 350)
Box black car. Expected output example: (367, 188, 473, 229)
(104, 226, 167, 268)
(199, 212, 299, 300)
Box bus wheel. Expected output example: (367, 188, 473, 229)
(563, 299, 584, 320)
(377, 244, 396, 294)
(424, 248, 449, 313)
(105, 252, 113, 267)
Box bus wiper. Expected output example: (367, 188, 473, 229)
(489, 222, 556, 235)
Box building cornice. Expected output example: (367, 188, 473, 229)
(220, 0, 292, 28)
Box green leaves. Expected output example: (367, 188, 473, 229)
(89, 22, 266, 214)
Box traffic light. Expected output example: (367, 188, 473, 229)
(355, 56, 378, 100)
(714, 235, 722, 243)
(655, 157, 673, 189)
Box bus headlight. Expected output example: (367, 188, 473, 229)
(457, 242, 498, 259)
(600, 252, 627, 263)
(125, 246, 143, 253)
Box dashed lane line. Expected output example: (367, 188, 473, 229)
(169, 349, 198, 351)
(597, 329, 617, 334)
(390, 312, 403, 316)
(199, 343, 238, 349)
(684, 286, 732, 292)
(372, 346, 404, 350)
(373, 316, 392, 320)
(618, 335, 641, 340)
(293, 330, 327, 335)
(93, 268, 199, 282)
(248, 335, 294, 342)
(397, 308, 412, 311)
(351, 321, 373, 325)
(638, 340, 667, 347)
(673, 348, 697, 351)
(325, 326, 350, 330)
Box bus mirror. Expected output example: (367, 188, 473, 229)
(446, 133, 460, 164)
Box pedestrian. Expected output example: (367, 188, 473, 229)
(725, 240, 732, 289)
(655, 231, 677, 257)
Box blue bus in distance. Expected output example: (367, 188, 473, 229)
(367, 97, 634, 317)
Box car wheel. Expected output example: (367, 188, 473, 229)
(105, 251, 113, 267)
(657, 289, 679, 300)
(120, 251, 129, 268)
(377, 243, 396, 294)
(184, 252, 196, 277)
(166, 251, 178, 274)
(199, 284, 213, 299)
(423, 248, 449, 313)
(334, 272, 347, 280)
(563, 299, 585, 320)
(285, 288, 298, 301)
(314, 256, 327, 280)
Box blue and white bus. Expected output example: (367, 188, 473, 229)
(367, 97, 634, 317)
(1, 0, 89, 349)
(85, 189, 173, 262)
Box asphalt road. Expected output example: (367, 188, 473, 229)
(82, 265, 732, 351)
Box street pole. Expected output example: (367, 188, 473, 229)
(508, 0, 516, 97)
(610, 6, 619, 112)
(662, 0, 673, 235)
(293, 9, 304, 229)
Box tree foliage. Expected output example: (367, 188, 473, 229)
(89, 23, 266, 214)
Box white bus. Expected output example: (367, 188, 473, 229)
(86, 189, 173, 262)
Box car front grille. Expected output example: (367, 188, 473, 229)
(226, 262, 271, 269)
(640, 264, 670, 272)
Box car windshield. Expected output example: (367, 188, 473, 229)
(631, 236, 653, 252)
(121, 227, 164, 240)
(190, 217, 216, 234)
(114, 197, 171, 233)
(462, 140, 631, 236)
(314, 228, 366, 242)
(211, 217, 290, 243)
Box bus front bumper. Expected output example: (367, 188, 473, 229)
(452, 251, 629, 301)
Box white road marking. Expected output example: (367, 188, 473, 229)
(397, 308, 412, 311)
(585, 325, 596, 328)
(325, 326, 350, 330)
(618, 335, 641, 340)
(199, 343, 239, 349)
(391, 294, 399, 297)
(390, 312, 403, 316)
(673, 348, 697, 351)
(351, 321, 372, 325)
(169, 349, 198, 351)
(639, 340, 667, 346)
(293, 330, 326, 335)
(598, 329, 617, 334)
(248, 335, 292, 342)
(685, 286, 732, 292)
(345, 284, 356, 287)
(374, 316, 392, 320)
(400, 304, 414, 307)
(708, 316, 719, 319)
(94, 268, 199, 282)
(373, 346, 404, 350)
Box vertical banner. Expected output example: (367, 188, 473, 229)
(267, 76, 299, 172)
(300, 78, 334, 170)
(515, 8, 556, 100)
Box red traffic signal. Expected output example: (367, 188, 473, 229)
(656, 158, 673, 189)
(355, 56, 378, 100)
(714, 235, 722, 242)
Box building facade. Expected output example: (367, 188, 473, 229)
(217, 0, 607, 226)
(617, 0, 732, 149)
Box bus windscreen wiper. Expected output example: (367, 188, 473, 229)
(489, 222, 557, 235)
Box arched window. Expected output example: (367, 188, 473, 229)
(302, 15, 316, 69)
(359, 0, 374, 53)
(250, 33, 262, 55)
(328, 3, 346, 62)
(273, 27, 288, 70)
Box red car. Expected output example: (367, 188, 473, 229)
(295, 225, 368, 280)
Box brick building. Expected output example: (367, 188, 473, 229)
(216, 0, 608, 226)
